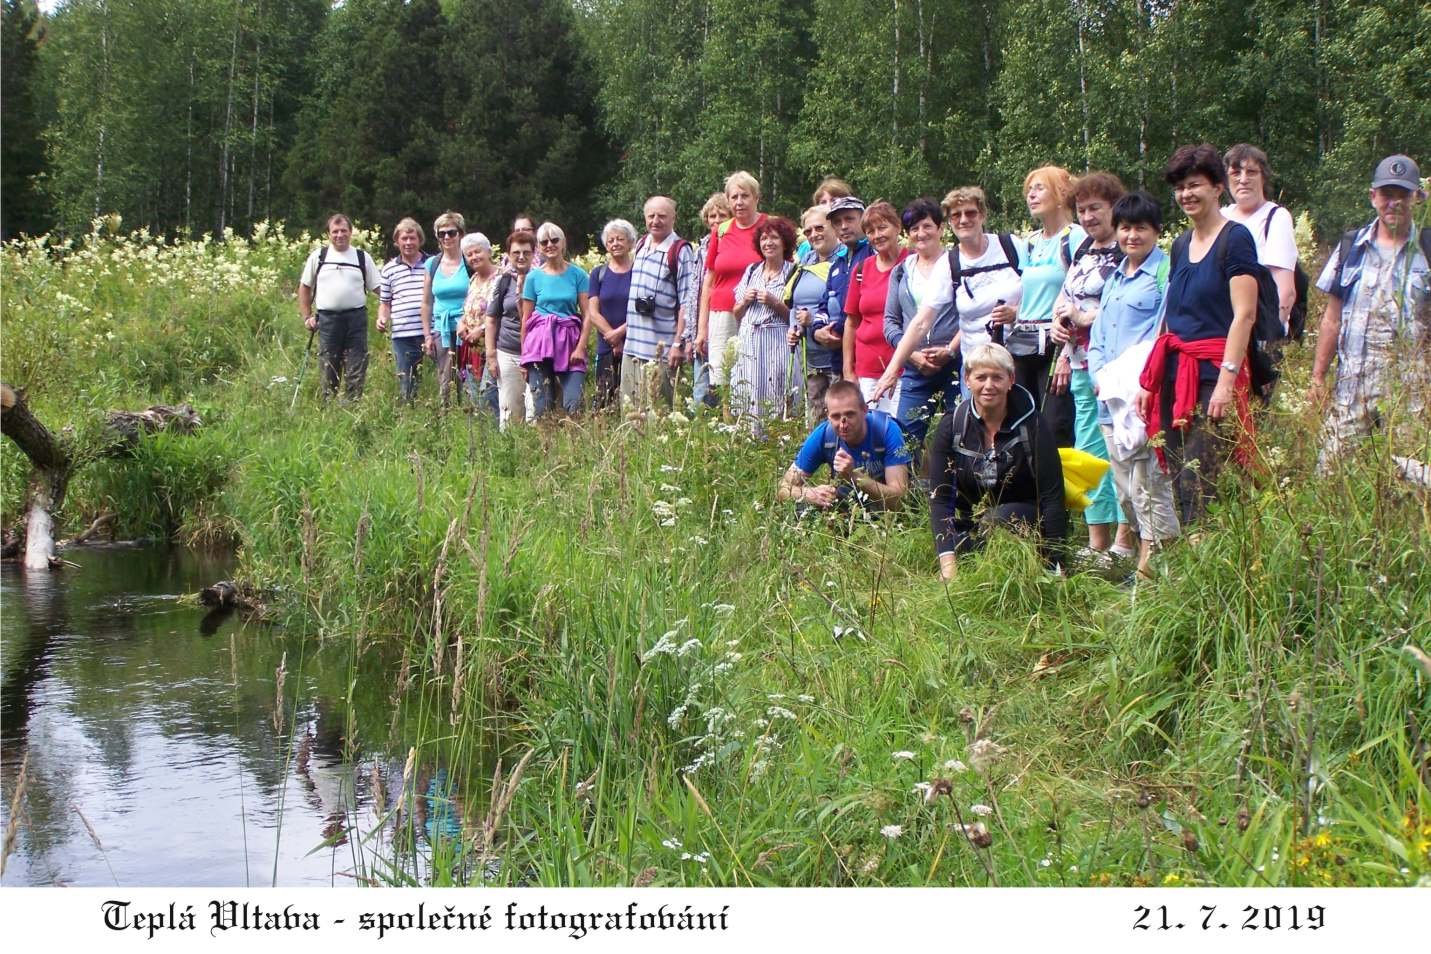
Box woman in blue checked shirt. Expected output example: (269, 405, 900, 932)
(730, 217, 799, 430)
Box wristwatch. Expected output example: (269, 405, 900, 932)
(1220, 361, 1240, 374)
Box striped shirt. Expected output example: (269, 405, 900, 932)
(625, 232, 698, 361)
(379, 256, 429, 338)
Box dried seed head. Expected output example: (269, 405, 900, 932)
(1135, 791, 1154, 809)
(963, 821, 993, 849)
(1287, 690, 1303, 711)
(1218, 817, 1229, 827)
(968, 738, 1007, 775)
(1333, 854, 1346, 866)
(958, 706, 976, 725)
(1236, 807, 1251, 831)
(931, 778, 953, 798)
(1183, 830, 1199, 852)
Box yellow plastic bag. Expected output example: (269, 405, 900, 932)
(1059, 447, 1110, 511)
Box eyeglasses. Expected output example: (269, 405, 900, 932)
(950, 209, 982, 220)
(509, 249, 532, 256)
(437, 228, 460, 238)
(801, 227, 823, 236)
(538, 237, 561, 247)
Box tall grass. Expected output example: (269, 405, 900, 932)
(1, 223, 1427, 886)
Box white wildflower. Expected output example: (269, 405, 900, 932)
(970, 804, 993, 817)
(766, 706, 796, 721)
(797, 694, 815, 703)
(661, 838, 683, 850)
(880, 825, 903, 839)
(892, 751, 916, 761)
(943, 759, 967, 772)
(660, 517, 677, 527)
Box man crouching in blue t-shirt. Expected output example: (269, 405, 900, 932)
(777, 379, 912, 511)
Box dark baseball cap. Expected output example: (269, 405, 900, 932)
(1371, 154, 1421, 191)
(827, 196, 866, 216)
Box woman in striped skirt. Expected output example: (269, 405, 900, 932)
(730, 216, 799, 431)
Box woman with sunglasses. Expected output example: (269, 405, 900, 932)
(421, 211, 470, 406)
(791, 205, 843, 424)
(519, 222, 592, 416)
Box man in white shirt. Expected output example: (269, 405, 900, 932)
(298, 213, 382, 401)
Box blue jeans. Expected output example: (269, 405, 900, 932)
(391, 335, 424, 401)
(528, 362, 586, 416)
(896, 362, 962, 451)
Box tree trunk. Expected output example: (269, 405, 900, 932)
(102, 403, 202, 455)
(1, 384, 73, 571)
(218, 3, 241, 235)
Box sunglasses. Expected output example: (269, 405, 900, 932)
(437, 228, 460, 238)
(538, 237, 561, 246)
(950, 209, 982, 220)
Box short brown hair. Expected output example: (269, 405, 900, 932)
(505, 230, 535, 250)
(1165, 144, 1227, 189)
(824, 379, 865, 408)
(1072, 172, 1126, 206)
(812, 176, 852, 206)
(1224, 143, 1272, 181)
(941, 186, 987, 218)
(861, 200, 901, 233)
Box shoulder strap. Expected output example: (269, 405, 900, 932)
(783, 264, 808, 306)
(996, 233, 1023, 276)
(314, 245, 329, 295)
(1419, 227, 1431, 267)
(820, 421, 838, 459)
(946, 249, 962, 290)
(1154, 254, 1171, 293)
(1170, 231, 1192, 273)
(1333, 229, 1358, 292)
(1056, 227, 1073, 271)
(493, 271, 513, 306)
(1072, 234, 1096, 266)
(1262, 203, 1279, 241)
(666, 238, 688, 286)
(425, 254, 438, 277)
(717, 218, 734, 238)
(867, 410, 889, 456)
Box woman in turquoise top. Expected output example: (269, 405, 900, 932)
(992, 166, 1084, 444)
(421, 210, 470, 406)
(519, 222, 592, 416)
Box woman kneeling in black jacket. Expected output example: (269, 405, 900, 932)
(928, 342, 1067, 579)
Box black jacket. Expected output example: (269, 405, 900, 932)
(927, 385, 1067, 561)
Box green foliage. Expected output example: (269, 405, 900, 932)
(4, 233, 1429, 886)
(1, 0, 50, 238)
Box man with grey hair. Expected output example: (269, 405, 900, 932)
(622, 195, 698, 412)
(298, 213, 381, 401)
(1310, 154, 1430, 473)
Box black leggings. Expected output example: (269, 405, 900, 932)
(1013, 352, 1074, 447)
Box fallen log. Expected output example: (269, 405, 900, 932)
(2, 383, 73, 570)
(103, 404, 202, 455)
(58, 511, 115, 548)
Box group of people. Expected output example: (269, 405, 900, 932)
(296, 147, 1428, 578)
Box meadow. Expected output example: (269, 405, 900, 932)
(1, 220, 1428, 887)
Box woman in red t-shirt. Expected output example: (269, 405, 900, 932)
(695, 170, 768, 406)
(841, 201, 909, 414)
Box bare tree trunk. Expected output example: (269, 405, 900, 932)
(248, 13, 263, 228)
(218, 2, 241, 235)
(1, 385, 73, 571)
(94, 0, 112, 219)
(185, 48, 195, 237)
(1076, 1, 1091, 169)
(916, 0, 928, 156)
(891, 0, 900, 140)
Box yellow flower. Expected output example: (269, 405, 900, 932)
(1313, 832, 1331, 848)
(1162, 872, 1181, 885)
(1295, 854, 1311, 867)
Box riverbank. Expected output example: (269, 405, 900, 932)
(2, 228, 1427, 886)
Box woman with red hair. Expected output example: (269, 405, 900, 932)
(730, 216, 799, 429)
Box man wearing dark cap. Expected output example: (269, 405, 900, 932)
(1310, 154, 1430, 470)
(823, 195, 873, 374)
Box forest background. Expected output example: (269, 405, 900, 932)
(3, 0, 1429, 247)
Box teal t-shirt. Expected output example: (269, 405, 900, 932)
(521, 264, 590, 316)
(1010, 224, 1087, 356)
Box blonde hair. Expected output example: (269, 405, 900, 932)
(391, 217, 425, 245)
(811, 176, 852, 206)
(1022, 166, 1075, 214)
(601, 218, 638, 247)
(801, 205, 830, 228)
(433, 210, 466, 234)
(724, 170, 761, 202)
(941, 186, 987, 218)
(700, 192, 733, 223)
(535, 221, 566, 251)
(963, 342, 1016, 378)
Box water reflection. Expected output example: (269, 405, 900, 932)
(0, 547, 488, 887)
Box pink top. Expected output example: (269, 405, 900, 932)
(846, 249, 908, 378)
(520, 311, 586, 372)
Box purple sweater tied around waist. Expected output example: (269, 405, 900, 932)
(521, 311, 586, 372)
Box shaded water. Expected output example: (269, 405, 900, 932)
(0, 546, 473, 887)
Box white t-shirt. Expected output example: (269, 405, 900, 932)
(1221, 201, 1297, 271)
(300, 245, 381, 311)
(905, 253, 953, 310)
(954, 234, 1024, 358)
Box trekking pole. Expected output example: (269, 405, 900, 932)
(290, 328, 316, 410)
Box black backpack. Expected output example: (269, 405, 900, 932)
(947, 398, 1038, 485)
(1169, 224, 1283, 399)
(313, 245, 370, 298)
(1261, 203, 1311, 341)
(946, 233, 1024, 345)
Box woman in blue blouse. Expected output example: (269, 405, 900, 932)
(519, 222, 592, 417)
(421, 210, 470, 406)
